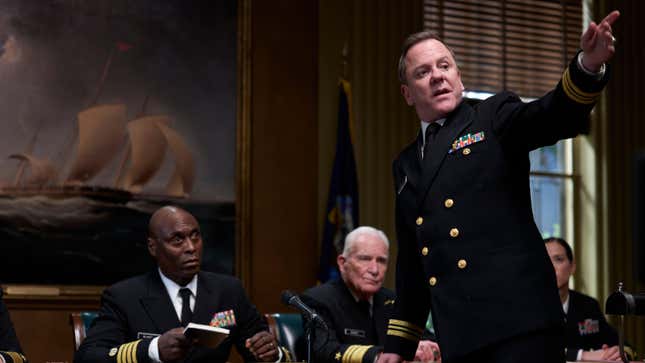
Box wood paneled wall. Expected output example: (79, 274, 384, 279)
(318, 0, 423, 288)
(242, 0, 319, 313)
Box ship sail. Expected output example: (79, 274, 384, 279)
(156, 123, 195, 197)
(8, 153, 58, 187)
(118, 115, 170, 192)
(66, 104, 127, 184)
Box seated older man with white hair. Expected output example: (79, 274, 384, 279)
(299, 226, 441, 363)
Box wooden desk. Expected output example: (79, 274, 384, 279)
(3, 285, 102, 363)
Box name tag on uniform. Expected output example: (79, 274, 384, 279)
(344, 328, 366, 338)
(137, 332, 161, 339)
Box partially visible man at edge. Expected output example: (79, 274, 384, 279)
(378, 10, 620, 363)
(0, 289, 27, 363)
(299, 226, 441, 363)
(75, 206, 289, 363)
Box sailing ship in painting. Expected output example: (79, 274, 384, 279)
(0, 40, 235, 285)
(2, 103, 195, 199)
(1, 38, 195, 201)
(0, 101, 197, 228)
(0, 103, 207, 285)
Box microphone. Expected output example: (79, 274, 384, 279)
(281, 290, 328, 329)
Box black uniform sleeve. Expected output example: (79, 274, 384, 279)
(491, 51, 611, 153)
(299, 294, 382, 363)
(383, 160, 431, 361)
(74, 288, 151, 363)
(0, 290, 27, 363)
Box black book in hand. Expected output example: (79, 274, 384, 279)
(183, 323, 230, 349)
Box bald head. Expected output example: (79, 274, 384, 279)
(147, 206, 203, 286)
(148, 206, 194, 239)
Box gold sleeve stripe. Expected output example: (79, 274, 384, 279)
(116, 340, 141, 363)
(116, 342, 127, 363)
(387, 319, 423, 334)
(387, 325, 422, 340)
(281, 347, 293, 362)
(130, 340, 139, 363)
(387, 325, 421, 334)
(342, 345, 372, 363)
(562, 68, 601, 104)
(2, 352, 25, 363)
(387, 328, 419, 341)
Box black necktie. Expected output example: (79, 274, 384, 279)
(358, 300, 371, 317)
(423, 122, 441, 159)
(358, 300, 376, 339)
(179, 288, 193, 327)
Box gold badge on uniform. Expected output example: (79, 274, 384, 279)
(384, 299, 395, 305)
(109, 347, 118, 357)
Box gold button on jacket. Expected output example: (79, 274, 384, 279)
(457, 259, 467, 269)
(421, 247, 429, 256)
(450, 228, 459, 238)
(444, 198, 454, 208)
(416, 217, 423, 225)
(429, 277, 437, 286)
(462, 147, 471, 155)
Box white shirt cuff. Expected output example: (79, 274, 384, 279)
(148, 336, 162, 363)
(577, 52, 606, 79)
(576, 349, 583, 361)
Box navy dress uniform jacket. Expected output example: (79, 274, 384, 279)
(299, 280, 396, 363)
(385, 53, 610, 361)
(0, 290, 27, 363)
(565, 290, 621, 361)
(75, 271, 286, 363)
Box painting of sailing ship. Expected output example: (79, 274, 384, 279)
(0, 0, 238, 284)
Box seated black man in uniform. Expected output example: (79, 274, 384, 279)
(75, 206, 290, 363)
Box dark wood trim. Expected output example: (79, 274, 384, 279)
(236, 0, 253, 289)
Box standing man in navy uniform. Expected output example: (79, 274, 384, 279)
(378, 10, 620, 363)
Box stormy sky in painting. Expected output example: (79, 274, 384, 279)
(0, 0, 237, 201)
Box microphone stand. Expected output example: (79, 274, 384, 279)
(305, 313, 323, 363)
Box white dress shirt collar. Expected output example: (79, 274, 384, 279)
(420, 118, 446, 145)
(562, 293, 570, 314)
(158, 268, 198, 318)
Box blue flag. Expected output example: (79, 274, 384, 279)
(319, 78, 359, 282)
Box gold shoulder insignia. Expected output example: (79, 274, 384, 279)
(335, 352, 342, 361)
